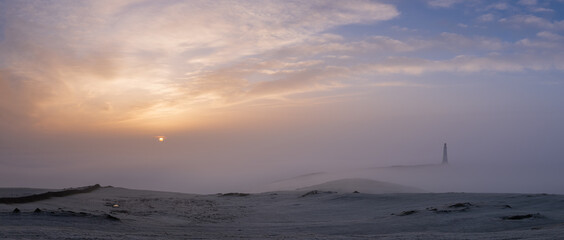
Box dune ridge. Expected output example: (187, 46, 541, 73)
(297, 178, 424, 194)
(0, 184, 102, 204)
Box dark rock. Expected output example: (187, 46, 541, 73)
(397, 210, 418, 216)
(426, 207, 438, 212)
(427, 207, 449, 213)
(449, 202, 472, 208)
(301, 190, 319, 197)
(427, 204, 472, 214)
(434, 209, 454, 213)
(33, 208, 42, 213)
(12, 208, 20, 213)
(353, 191, 360, 193)
(105, 214, 120, 221)
(300, 190, 336, 197)
(502, 213, 542, 220)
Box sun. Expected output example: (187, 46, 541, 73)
(156, 136, 165, 142)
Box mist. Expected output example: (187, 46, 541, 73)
(1, 0, 564, 195)
(2, 85, 563, 194)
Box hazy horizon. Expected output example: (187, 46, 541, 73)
(1, 0, 563, 194)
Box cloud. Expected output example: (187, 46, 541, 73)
(0, 70, 45, 132)
(427, 0, 463, 8)
(532, 7, 554, 13)
(369, 82, 431, 88)
(362, 36, 417, 52)
(537, 31, 564, 41)
(516, 38, 561, 49)
(518, 0, 538, 6)
(162, 33, 456, 107)
(439, 32, 506, 51)
(477, 13, 495, 22)
(500, 15, 564, 29)
(516, 31, 564, 49)
(0, 0, 399, 132)
(367, 51, 564, 75)
(1, 0, 562, 135)
(486, 3, 509, 10)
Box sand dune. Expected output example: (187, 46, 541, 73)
(2, 185, 564, 239)
(0, 188, 56, 198)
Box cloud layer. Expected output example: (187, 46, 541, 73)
(0, 0, 399, 131)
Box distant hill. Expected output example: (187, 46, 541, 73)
(370, 163, 448, 170)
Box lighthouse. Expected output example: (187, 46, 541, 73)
(442, 143, 448, 164)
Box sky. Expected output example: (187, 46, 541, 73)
(1, 0, 563, 193)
